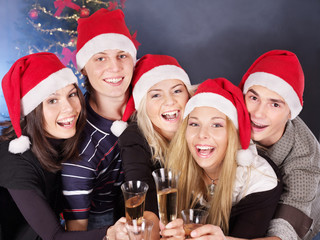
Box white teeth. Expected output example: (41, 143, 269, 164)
(105, 78, 122, 83)
(252, 121, 265, 127)
(58, 117, 74, 124)
(162, 110, 178, 119)
(196, 146, 214, 150)
(163, 110, 178, 116)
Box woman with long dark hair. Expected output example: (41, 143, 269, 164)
(0, 52, 125, 240)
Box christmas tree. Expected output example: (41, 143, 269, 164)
(16, 0, 126, 82)
(0, 0, 128, 123)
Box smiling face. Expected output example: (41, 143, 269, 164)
(185, 106, 228, 177)
(82, 49, 134, 100)
(42, 84, 81, 139)
(245, 85, 291, 147)
(145, 79, 189, 140)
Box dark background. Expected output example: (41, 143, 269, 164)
(0, 0, 319, 139)
(123, 0, 320, 140)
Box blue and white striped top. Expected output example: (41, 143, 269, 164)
(61, 95, 124, 220)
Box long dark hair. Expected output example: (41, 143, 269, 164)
(0, 84, 86, 172)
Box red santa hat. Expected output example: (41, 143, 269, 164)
(110, 54, 191, 137)
(132, 54, 191, 109)
(1, 52, 78, 154)
(76, 8, 139, 70)
(239, 50, 304, 119)
(183, 78, 253, 165)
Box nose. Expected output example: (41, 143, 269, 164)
(105, 58, 121, 72)
(61, 99, 74, 113)
(164, 93, 176, 106)
(198, 125, 209, 139)
(251, 102, 266, 118)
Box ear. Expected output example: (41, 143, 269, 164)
(288, 110, 291, 120)
(81, 68, 87, 76)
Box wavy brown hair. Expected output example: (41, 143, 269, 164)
(0, 84, 86, 173)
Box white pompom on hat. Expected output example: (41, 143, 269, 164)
(1, 52, 78, 154)
(183, 78, 254, 165)
(239, 49, 304, 119)
(111, 54, 191, 137)
(76, 8, 140, 71)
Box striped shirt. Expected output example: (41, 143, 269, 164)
(61, 95, 124, 220)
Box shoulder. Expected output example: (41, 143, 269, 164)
(287, 117, 320, 161)
(119, 122, 147, 147)
(0, 141, 44, 190)
(233, 144, 279, 204)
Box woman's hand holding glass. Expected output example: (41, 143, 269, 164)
(186, 224, 227, 240)
(160, 218, 185, 240)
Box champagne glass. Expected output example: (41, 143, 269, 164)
(181, 209, 209, 238)
(125, 219, 154, 240)
(121, 180, 149, 225)
(152, 168, 180, 225)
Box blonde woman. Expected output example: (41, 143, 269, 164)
(167, 78, 282, 239)
(118, 54, 195, 239)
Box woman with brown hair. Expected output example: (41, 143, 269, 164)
(0, 52, 124, 240)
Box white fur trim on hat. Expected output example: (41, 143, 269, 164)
(111, 120, 128, 137)
(9, 135, 31, 154)
(183, 92, 238, 129)
(133, 65, 191, 110)
(243, 72, 302, 119)
(21, 68, 78, 116)
(236, 141, 257, 167)
(76, 33, 137, 70)
(232, 145, 278, 204)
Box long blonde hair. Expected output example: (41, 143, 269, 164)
(166, 116, 239, 234)
(136, 84, 196, 165)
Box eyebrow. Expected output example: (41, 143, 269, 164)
(189, 116, 226, 121)
(248, 89, 286, 104)
(148, 83, 184, 93)
(48, 87, 76, 97)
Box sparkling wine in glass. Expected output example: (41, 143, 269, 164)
(121, 180, 149, 225)
(181, 209, 209, 238)
(152, 168, 180, 225)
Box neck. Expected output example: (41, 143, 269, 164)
(203, 169, 220, 185)
(89, 91, 129, 120)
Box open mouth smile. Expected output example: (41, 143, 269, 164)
(161, 110, 180, 121)
(57, 116, 76, 128)
(196, 145, 215, 157)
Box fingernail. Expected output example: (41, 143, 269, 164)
(190, 230, 196, 237)
(166, 222, 173, 229)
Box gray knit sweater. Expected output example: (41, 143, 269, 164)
(258, 117, 320, 240)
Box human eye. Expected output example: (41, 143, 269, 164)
(151, 93, 160, 98)
(97, 57, 105, 62)
(271, 102, 280, 108)
(212, 123, 223, 128)
(118, 53, 128, 59)
(47, 98, 57, 104)
(187, 120, 199, 127)
(249, 95, 258, 101)
(69, 91, 78, 98)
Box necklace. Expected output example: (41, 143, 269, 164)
(203, 171, 219, 196)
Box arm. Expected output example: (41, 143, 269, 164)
(119, 124, 159, 216)
(189, 225, 281, 240)
(8, 189, 106, 240)
(61, 162, 93, 231)
(144, 211, 160, 240)
(66, 219, 88, 231)
(263, 119, 319, 239)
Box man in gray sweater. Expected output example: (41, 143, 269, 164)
(239, 49, 320, 240)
